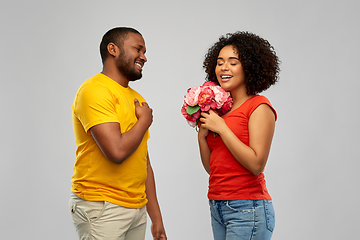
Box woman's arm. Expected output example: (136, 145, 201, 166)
(198, 125, 211, 174)
(199, 104, 275, 175)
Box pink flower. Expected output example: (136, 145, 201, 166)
(181, 103, 191, 120)
(212, 86, 229, 108)
(187, 120, 197, 128)
(201, 81, 217, 87)
(181, 81, 233, 129)
(198, 87, 217, 111)
(181, 102, 200, 124)
(184, 86, 201, 106)
(220, 97, 233, 114)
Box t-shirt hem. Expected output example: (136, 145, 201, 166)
(208, 195, 272, 201)
(71, 190, 148, 209)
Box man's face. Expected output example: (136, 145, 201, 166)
(115, 32, 147, 82)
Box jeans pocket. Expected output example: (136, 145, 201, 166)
(225, 200, 255, 213)
(264, 201, 275, 232)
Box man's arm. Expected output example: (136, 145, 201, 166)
(146, 153, 167, 240)
(90, 99, 152, 164)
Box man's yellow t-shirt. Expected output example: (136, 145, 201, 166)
(71, 73, 149, 208)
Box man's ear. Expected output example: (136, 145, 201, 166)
(107, 43, 118, 58)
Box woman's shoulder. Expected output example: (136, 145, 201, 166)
(247, 95, 277, 120)
(249, 94, 270, 103)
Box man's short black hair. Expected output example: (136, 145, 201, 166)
(100, 27, 142, 64)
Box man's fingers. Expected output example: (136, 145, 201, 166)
(134, 99, 150, 108)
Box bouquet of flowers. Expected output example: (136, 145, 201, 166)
(181, 81, 233, 129)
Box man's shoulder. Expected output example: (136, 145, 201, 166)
(77, 74, 111, 94)
(73, 76, 115, 107)
(80, 73, 106, 87)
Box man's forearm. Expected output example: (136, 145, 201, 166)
(145, 159, 163, 222)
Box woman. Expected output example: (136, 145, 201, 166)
(198, 31, 280, 240)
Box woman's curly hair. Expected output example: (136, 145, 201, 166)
(203, 31, 280, 95)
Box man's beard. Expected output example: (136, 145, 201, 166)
(116, 53, 142, 82)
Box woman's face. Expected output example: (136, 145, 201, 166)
(215, 45, 246, 92)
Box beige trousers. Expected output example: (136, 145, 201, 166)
(69, 192, 147, 240)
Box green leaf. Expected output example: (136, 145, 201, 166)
(186, 105, 200, 115)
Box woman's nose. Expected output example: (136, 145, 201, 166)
(221, 62, 229, 71)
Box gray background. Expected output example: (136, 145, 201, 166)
(1, 0, 359, 239)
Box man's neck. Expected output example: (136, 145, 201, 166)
(101, 65, 129, 88)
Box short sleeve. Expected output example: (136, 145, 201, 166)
(73, 83, 120, 133)
(248, 95, 277, 121)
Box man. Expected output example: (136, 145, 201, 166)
(69, 27, 167, 240)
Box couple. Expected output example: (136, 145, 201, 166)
(69, 27, 280, 240)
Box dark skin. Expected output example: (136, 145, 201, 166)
(90, 32, 167, 240)
(198, 45, 275, 176)
(90, 99, 152, 165)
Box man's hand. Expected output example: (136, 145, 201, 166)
(134, 98, 153, 128)
(151, 221, 167, 240)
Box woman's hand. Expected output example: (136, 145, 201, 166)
(199, 110, 227, 135)
(198, 121, 209, 139)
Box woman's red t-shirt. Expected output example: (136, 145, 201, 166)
(206, 95, 277, 200)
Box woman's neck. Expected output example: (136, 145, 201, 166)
(230, 89, 253, 110)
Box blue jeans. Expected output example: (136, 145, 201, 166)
(209, 200, 275, 240)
